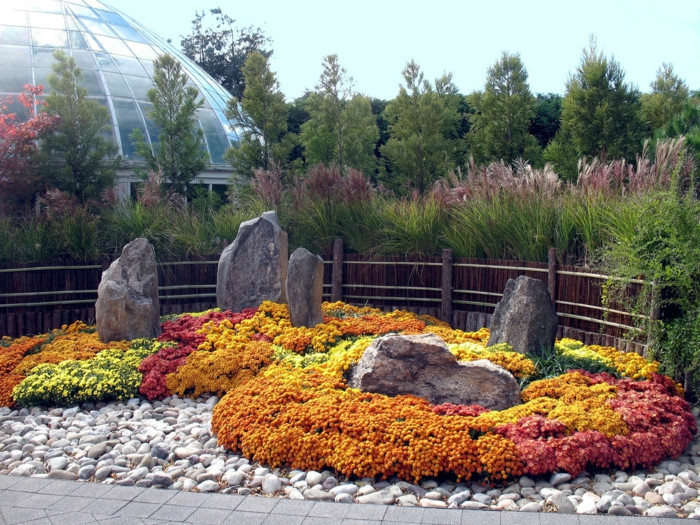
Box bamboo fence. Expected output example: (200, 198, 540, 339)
(0, 243, 650, 353)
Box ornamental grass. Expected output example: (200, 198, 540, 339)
(0, 301, 695, 484)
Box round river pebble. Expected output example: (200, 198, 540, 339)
(2, 394, 700, 518)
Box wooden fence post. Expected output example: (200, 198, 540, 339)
(441, 249, 453, 324)
(331, 238, 344, 302)
(548, 247, 557, 302)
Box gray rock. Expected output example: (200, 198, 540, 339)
(224, 471, 245, 487)
(262, 474, 282, 494)
(47, 469, 78, 480)
(420, 498, 447, 508)
(575, 499, 598, 514)
(608, 505, 633, 516)
(550, 472, 572, 486)
(305, 470, 323, 487)
(197, 480, 220, 492)
(548, 491, 575, 513)
(152, 472, 174, 486)
(96, 238, 161, 342)
(348, 333, 521, 410)
(520, 501, 542, 512)
(87, 442, 108, 459)
(398, 494, 419, 506)
(286, 248, 324, 328)
(487, 275, 558, 356)
(330, 484, 358, 496)
(357, 489, 397, 505)
(303, 488, 335, 501)
(645, 505, 679, 518)
(216, 211, 288, 311)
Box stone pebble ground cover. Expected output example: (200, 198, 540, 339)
(0, 301, 698, 517)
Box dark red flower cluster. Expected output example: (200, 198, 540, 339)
(139, 309, 256, 400)
(431, 403, 490, 417)
(491, 371, 697, 477)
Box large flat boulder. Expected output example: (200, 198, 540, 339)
(216, 211, 288, 311)
(287, 247, 324, 327)
(487, 275, 558, 356)
(95, 238, 161, 343)
(348, 333, 521, 411)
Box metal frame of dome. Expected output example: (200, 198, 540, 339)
(0, 0, 239, 196)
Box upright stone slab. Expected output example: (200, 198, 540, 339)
(95, 238, 161, 343)
(287, 247, 324, 327)
(487, 275, 558, 356)
(217, 211, 288, 311)
(349, 333, 521, 411)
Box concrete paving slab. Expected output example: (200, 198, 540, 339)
(48, 495, 94, 512)
(262, 513, 307, 525)
(185, 506, 232, 524)
(224, 510, 267, 524)
(236, 497, 280, 513)
(301, 517, 344, 525)
(115, 501, 162, 518)
(423, 507, 462, 524)
(148, 503, 196, 522)
(345, 503, 388, 520)
(204, 492, 245, 510)
(273, 499, 315, 516)
(383, 505, 425, 522)
(461, 509, 501, 525)
(308, 501, 351, 519)
(80, 497, 128, 516)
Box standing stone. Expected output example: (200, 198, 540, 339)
(217, 211, 288, 311)
(96, 238, 161, 343)
(287, 248, 324, 327)
(349, 333, 521, 410)
(487, 275, 558, 356)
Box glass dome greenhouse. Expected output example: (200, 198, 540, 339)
(0, 0, 240, 195)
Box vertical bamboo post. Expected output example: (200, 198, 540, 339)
(548, 247, 557, 303)
(331, 238, 344, 302)
(441, 249, 453, 324)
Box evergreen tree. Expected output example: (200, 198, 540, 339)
(641, 63, 689, 131)
(381, 60, 458, 194)
(545, 37, 644, 179)
(300, 55, 378, 174)
(225, 51, 293, 176)
(467, 52, 541, 164)
(37, 50, 119, 203)
(132, 54, 208, 197)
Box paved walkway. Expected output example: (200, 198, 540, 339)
(0, 474, 692, 525)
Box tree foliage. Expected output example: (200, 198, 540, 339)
(225, 51, 293, 176)
(180, 8, 271, 99)
(641, 63, 689, 132)
(132, 54, 208, 197)
(0, 85, 58, 210)
(530, 93, 562, 149)
(546, 38, 644, 179)
(467, 52, 541, 165)
(381, 61, 458, 194)
(37, 51, 119, 204)
(300, 55, 378, 175)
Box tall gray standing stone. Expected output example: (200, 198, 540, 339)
(217, 211, 288, 311)
(287, 247, 324, 327)
(95, 238, 161, 343)
(349, 333, 521, 411)
(487, 275, 558, 356)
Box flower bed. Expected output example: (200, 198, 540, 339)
(0, 301, 695, 484)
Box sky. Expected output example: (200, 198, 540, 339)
(106, 0, 700, 101)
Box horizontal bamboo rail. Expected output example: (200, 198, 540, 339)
(0, 244, 649, 345)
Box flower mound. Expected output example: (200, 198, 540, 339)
(0, 301, 696, 484)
